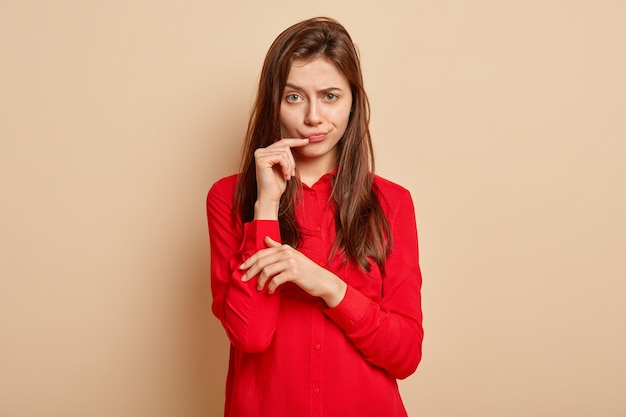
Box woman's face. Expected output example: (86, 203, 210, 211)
(279, 57, 353, 172)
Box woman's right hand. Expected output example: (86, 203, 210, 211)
(253, 138, 309, 220)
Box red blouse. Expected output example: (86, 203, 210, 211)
(207, 172, 423, 417)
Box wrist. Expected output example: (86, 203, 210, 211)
(322, 275, 347, 308)
(254, 200, 280, 220)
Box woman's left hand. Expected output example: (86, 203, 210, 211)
(240, 236, 347, 308)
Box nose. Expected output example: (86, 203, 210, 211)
(304, 102, 323, 125)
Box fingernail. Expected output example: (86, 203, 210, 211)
(241, 274, 248, 282)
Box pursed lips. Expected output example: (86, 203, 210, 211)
(303, 131, 328, 142)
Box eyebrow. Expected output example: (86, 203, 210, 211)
(284, 83, 344, 93)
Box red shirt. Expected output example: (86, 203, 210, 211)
(207, 172, 423, 417)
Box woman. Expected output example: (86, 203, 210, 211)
(207, 17, 423, 417)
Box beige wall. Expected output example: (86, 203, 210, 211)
(1, 1, 624, 416)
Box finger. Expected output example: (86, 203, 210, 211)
(257, 259, 293, 292)
(273, 146, 297, 179)
(266, 271, 290, 294)
(256, 147, 290, 167)
(280, 152, 294, 180)
(280, 138, 308, 177)
(264, 236, 282, 248)
(240, 247, 285, 282)
(259, 148, 295, 181)
(257, 248, 300, 290)
(274, 138, 309, 148)
(240, 243, 284, 270)
(256, 261, 283, 291)
(245, 250, 284, 280)
(247, 245, 295, 288)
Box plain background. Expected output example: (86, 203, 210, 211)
(1, 1, 625, 416)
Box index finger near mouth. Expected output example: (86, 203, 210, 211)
(278, 138, 310, 148)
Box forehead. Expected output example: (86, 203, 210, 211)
(286, 57, 349, 87)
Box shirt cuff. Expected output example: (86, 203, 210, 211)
(241, 220, 281, 254)
(324, 285, 371, 333)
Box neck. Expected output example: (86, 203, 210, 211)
(296, 156, 337, 187)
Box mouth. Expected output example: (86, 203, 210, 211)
(303, 132, 328, 143)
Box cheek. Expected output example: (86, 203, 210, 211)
(334, 96, 352, 121)
(279, 106, 297, 127)
(332, 105, 352, 128)
(278, 112, 292, 136)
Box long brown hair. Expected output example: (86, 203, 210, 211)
(234, 17, 391, 274)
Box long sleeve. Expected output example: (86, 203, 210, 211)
(324, 184, 423, 379)
(206, 175, 281, 352)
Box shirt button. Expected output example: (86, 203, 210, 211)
(313, 386, 320, 394)
(315, 226, 321, 232)
(314, 344, 321, 351)
(319, 262, 326, 267)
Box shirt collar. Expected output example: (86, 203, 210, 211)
(300, 167, 337, 190)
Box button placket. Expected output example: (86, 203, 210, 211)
(310, 292, 324, 409)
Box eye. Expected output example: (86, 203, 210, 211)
(285, 94, 301, 103)
(325, 93, 339, 102)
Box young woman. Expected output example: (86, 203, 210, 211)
(207, 17, 423, 417)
